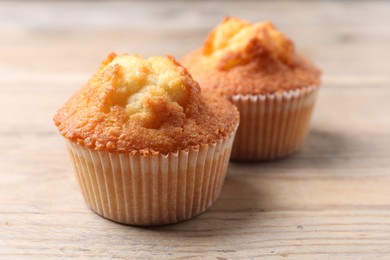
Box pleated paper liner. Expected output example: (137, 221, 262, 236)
(65, 127, 237, 226)
(230, 86, 319, 161)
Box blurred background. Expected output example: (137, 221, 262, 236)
(3, 1, 388, 73)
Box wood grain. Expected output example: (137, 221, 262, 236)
(1, 0, 390, 259)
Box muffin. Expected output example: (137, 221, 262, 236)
(54, 53, 239, 225)
(182, 17, 321, 161)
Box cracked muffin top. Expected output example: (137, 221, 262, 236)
(182, 17, 321, 96)
(54, 53, 239, 154)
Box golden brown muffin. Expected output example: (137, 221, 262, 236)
(54, 53, 238, 154)
(182, 17, 320, 96)
(182, 17, 321, 161)
(54, 53, 239, 225)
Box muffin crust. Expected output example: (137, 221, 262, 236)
(54, 53, 239, 154)
(182, 17, 321, 96)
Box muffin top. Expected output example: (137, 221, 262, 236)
(54, 53, 239, 154)
(182, 17, 321, 96)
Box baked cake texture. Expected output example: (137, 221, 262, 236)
(54, 53, 238, 154)
(182, 17, 321, 95)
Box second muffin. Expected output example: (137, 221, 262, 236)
(182, 17, 321, 161)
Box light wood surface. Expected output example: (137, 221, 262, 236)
(1, 0, 390, 259)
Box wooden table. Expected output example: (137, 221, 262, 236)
(1, 1, 390, 258)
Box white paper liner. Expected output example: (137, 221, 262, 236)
(65, 127, 237, 226)
(230, 86, 319, 161)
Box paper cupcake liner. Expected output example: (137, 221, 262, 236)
(230, 86, 319, 161)
(65, 127, 237, 226)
